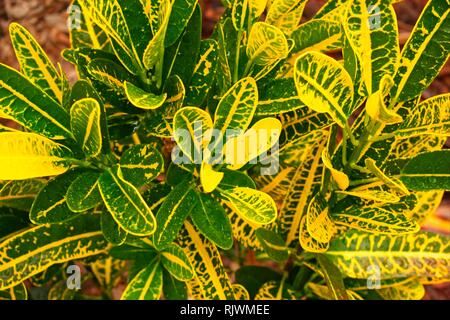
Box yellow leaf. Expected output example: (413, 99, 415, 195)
(0, 132, 71, 180)
(247, 22, 289, 66)
(200, 162, 224, 193)
(224, 117, 282, 170)
(321, 149, 349, 190)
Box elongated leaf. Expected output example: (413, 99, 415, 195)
(173, 107, 213, 164)
(391, 0, 450, 102)
(322, 149, 349, 190)
(66, 171, 102, 213)
(396, 94, 450, 138)
(279, 131, 327, 245)
(191, 192, 233, 250)
(332, 205, 419, 234)
(338, 190, 400, 203)
(119, 144, 164, 188)
(163, 269, 188, 300)
(30, 170, 84, 224)
(185, 39, 218, 106)
(9, 23, 62, 102)
(0, 132, 71, 180)
(98, 168, 156, 236)
(365, 158, 409, 195)
(256, 228, 289, 262)
(0, 282, 27, 300)
(0, 64, 71, 139)
(247, 22, 289, 66)
(79, 0, 143, 74)
(70, 0, 110, 50)
(177, 222, 235, 300)
(306, 194, 335, 243)
(70, 98, 102, 157)
(200, 162, 224, 194)
(161, 244, 194, 281)
(142, 0, 171, 71)
(224, 117, 282, 170)
(0, 180, 44, 211)
(153, 180, 197, 250)
(316, 254, 349, 300)
(213, 77, 258, 136)
(220, 187, 277, 225)
(101, 209, 127, 245)
(294, 52, 354, 127)
(219, 169, 256, 190)
(0, 214, 108, 289)
(121, 257, 163, 300)
(257, 78, 305, 115)
(266, 0, 306, 34)
(400, 150, 450, 191)
(290, 19, 341, 56)
(326, 230, 450, 280)
(124, 82, 167, 110)
(165, 0, 198, 46)
(344, 0, 399, 94)
(377, 278, 425, 300)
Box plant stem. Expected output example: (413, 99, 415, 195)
(233, 29, 244, 83)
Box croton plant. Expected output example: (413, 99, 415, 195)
(0, 0, 449, 300)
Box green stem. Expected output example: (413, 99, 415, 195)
(349, 176, 380, 187)
(233, 29, 244, 83)
(67, 158, 96, 169)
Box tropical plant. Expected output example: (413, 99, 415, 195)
(0, 0, 449, 300)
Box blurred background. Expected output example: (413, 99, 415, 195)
(0, 0, 448, 299)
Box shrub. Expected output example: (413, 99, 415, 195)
(0, 0, 449, 300)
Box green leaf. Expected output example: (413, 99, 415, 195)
(70, 80, 110, 154)
(290, 19, 342, 56)
(0, 180, 44, 211)
(0, 214, 108, 289)
(185, 39, 219, 106)
(316, 254, 349, 300)
(400, 150, 450, 191)
(161, 243, 194, 281)
(326, 230, 450, 280)
(332, 204, 419, 234)
(344, 0, 400, 94)
(109, 242, 156, 261)
(124, 82, 167, 110)
(396, 94, 450, 138)
(163, 270, 188, 300)
(121, 257, 163, 300)
(177, 222, 236, 300)
(218, 169, 256, 190)
(119, 144, 164, 188)
(255, 228, 289, 262)
(213, 77, 258, 137)
(163, 4, 202, 85)
(247, 22, 289, 66)
(66, 171, 102, 213)
(69, 0, 111, 51)
(220, 187, 277, 225)
(391, 0, 450, 102)
(98, 167, 156, 236)
(153, 180, 197, 250)
(294, 51, 354, 128)
(0, 64, 71, 140)
(30, 170, 84, 225)
(70, 98, 103, 158)
(235, 266, 282, 299)
(257, 78, 305, 115)
(165, 0, 198, 47)
(0, 208, 29, 239)
(101, 209, 127, 245)
(9, 23, 62, 103)
(173, 107, 213, 164)
(191, 192, 233, 250)
(266, 0, 306, 35)
(0, 282, 27, 300)
(79, 0, 144, 74)
(0, 132, 72, 180)
(142, 0, 171, 73)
